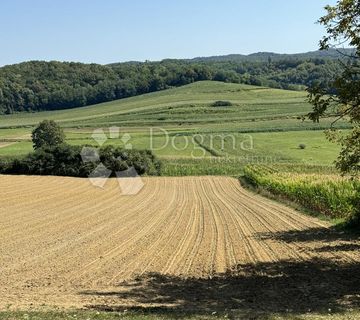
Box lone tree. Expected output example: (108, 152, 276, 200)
(32, 120, 65, 150)
(308, 0, 360, 175)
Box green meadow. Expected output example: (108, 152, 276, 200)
(0, 81, 347, 174)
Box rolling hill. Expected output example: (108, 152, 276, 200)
(0, 81, 347, 129)
(0, 81, 348, 171)
(190, 48, 355, 62)
(0, 49, 348, 114)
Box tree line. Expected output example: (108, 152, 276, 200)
(0, 56, 344, 114)
(0, 120, 162, 177)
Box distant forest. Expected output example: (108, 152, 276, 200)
(0, 49, 352, 114)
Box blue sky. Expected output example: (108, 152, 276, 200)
(0, 0, 336, 66)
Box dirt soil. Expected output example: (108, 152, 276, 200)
(0, 175, 359, 313)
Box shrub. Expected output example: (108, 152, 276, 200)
(0, 158, 9, 172)
(298, 143, 306, 149)
(0, 144, 162, 177)
(212, 100, 233, 107)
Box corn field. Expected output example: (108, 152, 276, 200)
(243, 164, 360, 221)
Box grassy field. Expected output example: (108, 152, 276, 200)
(0, 81, 350, 129)
(0, 81, 315, 128)
(0, 81, 348, 174)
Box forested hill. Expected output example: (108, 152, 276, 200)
(190, 48, 355, 62)
(0, 49, 350, 114)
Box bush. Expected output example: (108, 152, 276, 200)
(0, 144, 162, 177)
(211, 100, 233, 107)
(0, 158, 9, 172)
(298, 143, 306, 149)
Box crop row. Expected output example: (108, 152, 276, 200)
(243, 164, 360, 221)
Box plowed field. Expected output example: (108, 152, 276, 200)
(0, 175, 359, 311)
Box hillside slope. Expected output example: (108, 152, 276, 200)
(0, 81, 312, 128)
(0, 50, 346, 113)
(0, 81, 348, 166)
(190, 48, 354, 62)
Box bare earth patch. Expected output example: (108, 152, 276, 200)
(0, 175, 359, 314)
